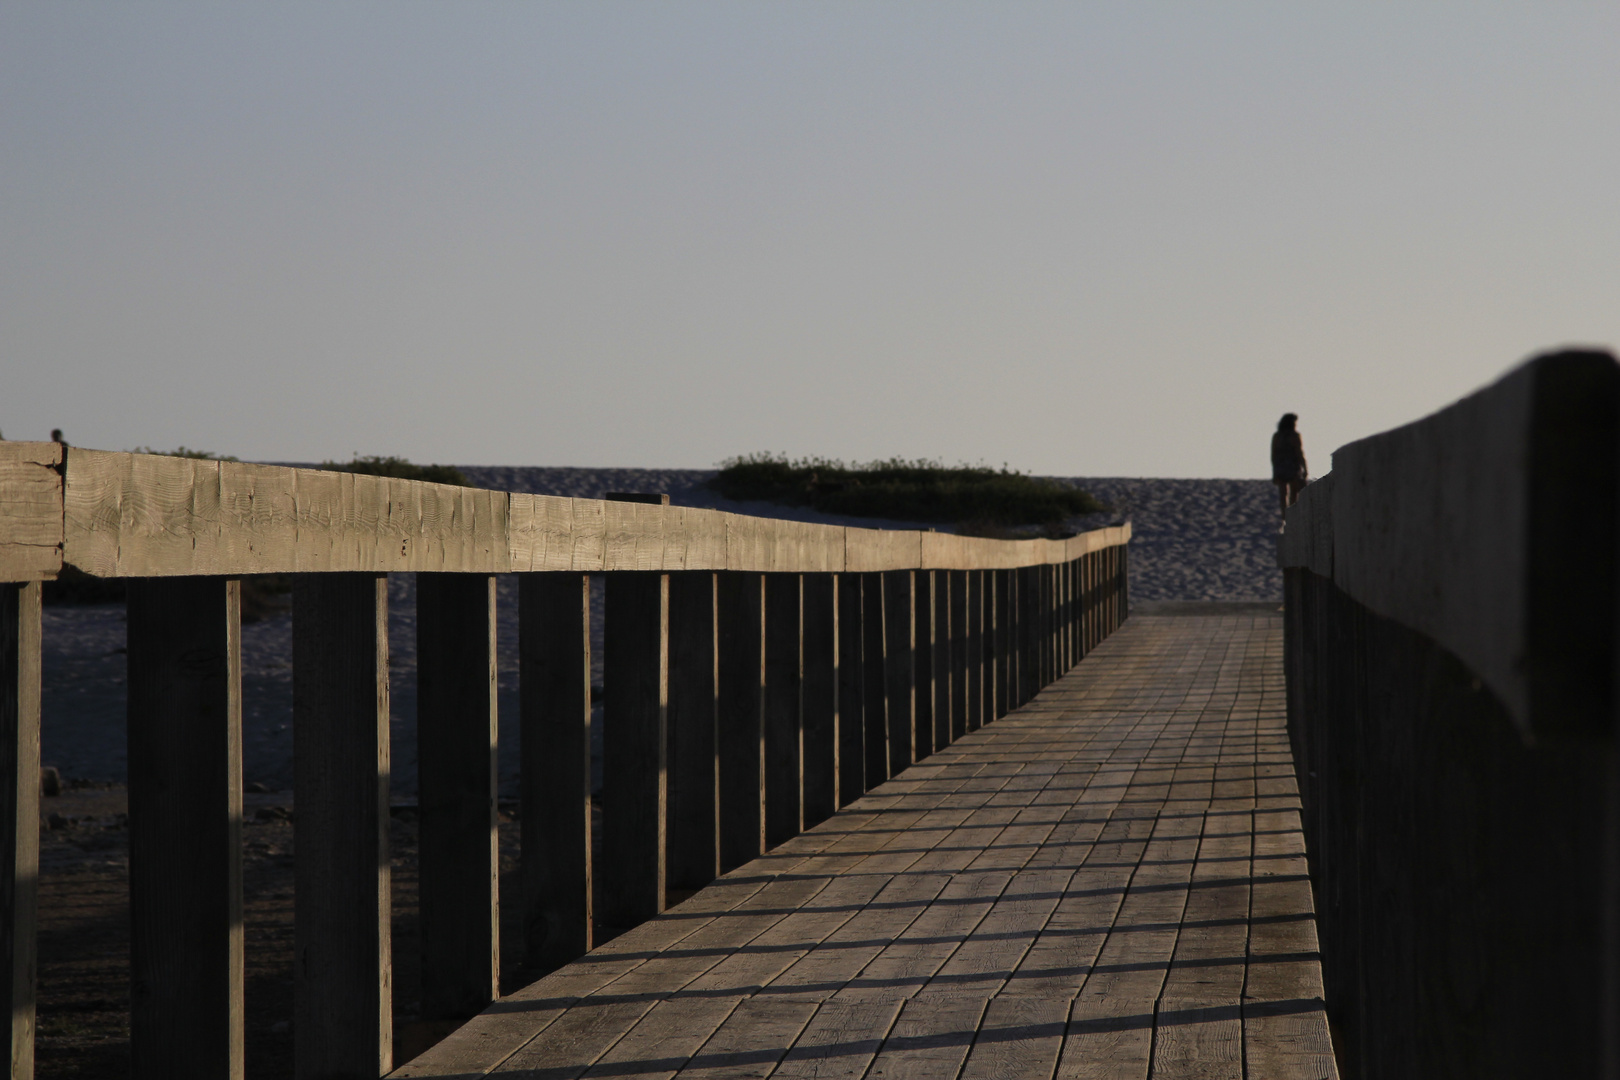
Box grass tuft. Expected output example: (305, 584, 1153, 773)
(320, 454, 470, 486)
(708, 453, 1105, 527)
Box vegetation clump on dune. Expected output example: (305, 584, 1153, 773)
(708, 453, 1105, 531)
(321, 454, 469, 487)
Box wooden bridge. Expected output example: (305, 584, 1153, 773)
(6, 348, 1620, 1079)
(398, 605, 1334, 1079)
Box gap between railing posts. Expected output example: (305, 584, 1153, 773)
(0, 443, 1131, 1080)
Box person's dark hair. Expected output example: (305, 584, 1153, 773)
(1278, 413, 1298, 431)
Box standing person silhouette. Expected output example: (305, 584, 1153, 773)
(1271, 413, 1307, 519)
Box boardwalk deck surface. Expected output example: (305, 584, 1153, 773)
(396, 609, 1338, 1079)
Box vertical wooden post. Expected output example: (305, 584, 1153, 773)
(912, 570, 934, 760)
(416, 574, 499, 1020)
(763, 574, 802, 849)
(993, 570, 1011, 720)
(861, 573, 888, 786)
(717, 572, 765, 871)
(1050, 564, 1061, 679)
(127, 577, 243, 1080)
(1063, 560, 1075, 668)
(602, 571, 669, 930)
(1119, 542, 1130, 621)
(519, 573, 592, 972)
(1052, 562, 1062, 675)
(0, 582, 40, 1080)
(1037, 565, 1050, 689)
(965, 571, 983, 733)
(1019, 566, 1037, 704)
(949, 571, 968, 742)
(667, 572, 719, 892)
(294, 573, 391, 1079)
(800, 574, 838, 828)
(835, 574, 865, 805)
(883, 571, 914, 776)
(931, 570, 952, 752)
(1103, 548, 1115, 634)
(1088, 557, 1101, 650)
(1082, 553, 1095, 654)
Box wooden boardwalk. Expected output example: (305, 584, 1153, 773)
(397, 608, 1337, 1079)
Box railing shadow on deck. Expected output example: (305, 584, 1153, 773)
(0, 446, 1130, 1078)
(1279, 348, 1620, 1080)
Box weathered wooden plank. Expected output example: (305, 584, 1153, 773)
(0, 582, 40, 1078)
(965, 570, 983, 732)
(506, 491, 578, 572)
(845, 528, 920, 573)
(679, 997, 819, 1079)
(717, 572, 765, 870)
(958, 996, 1069, 1080)
(946, 570, 966, 744)
(55, 448, 1132, 581)
(126, 576, 243, 1079)
(862, 997, 987, 1080)
(834, 574, 865, 806)
(519, 573, 594, 971)
(668, 572, 721, 892)
(1281, 349, 1618, 736)
(883, 571, 914, 776)
(579, 995, 743, 1079)
(771, 999, 903, 1079)
(1244, 804, 1336, 1077)
(861, 573, 889, 787)
(395, 613, 1316, 1080)
(294, 573, 392, 1079)
(0, 443, 62, 583)
(993, 570, 1011, 720)
(601, 570, 670, 930)
(764, 574, 804, 849)
(913, 569, 936, 759)
(416, 573, 500, 1020)
(800, 573, 837, 827)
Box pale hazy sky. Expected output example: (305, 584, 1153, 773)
(4, 3, 1617, 477)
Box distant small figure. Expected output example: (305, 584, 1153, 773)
(1271, 413, 1307, 517)
(50, 428, 67, 446)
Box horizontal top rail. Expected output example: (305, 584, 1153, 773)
(0, 445, 1130, 582)
(1278, 348, 1618, 738)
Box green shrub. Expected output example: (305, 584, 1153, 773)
(130, 445, 240, 461)
(709, 454, 1105, 527)
(321, 454, 469, 486)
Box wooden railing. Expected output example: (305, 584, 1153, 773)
(0, 446, 1131, 1079)
(1278, 349, 1619, 1079)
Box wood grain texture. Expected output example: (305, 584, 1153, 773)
(294, 574, 392, 1079)
(519, 573, 594, 971)
(835, 574, 865, 807)
(948, 570, 967, 744)
(861, 573, 889, 788)
(396, 611, 1332, 1080)
(717, 573, 765, 871)
(800, 573, 838, 828)
(416, 574, 500, 1020)
(1278, 350, 1619, 736)
(54, 449, 1130, 579)
(764, 574, 804, 849)
(669, 572, 721, 891)
(0, 582, 40, 1078)
(126, 576, 243, 1080)
(913, 570, 936, 760)
(0, 443, 62, 582)
(883, 571, 914, 777)
(602, 571, 670, 930)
